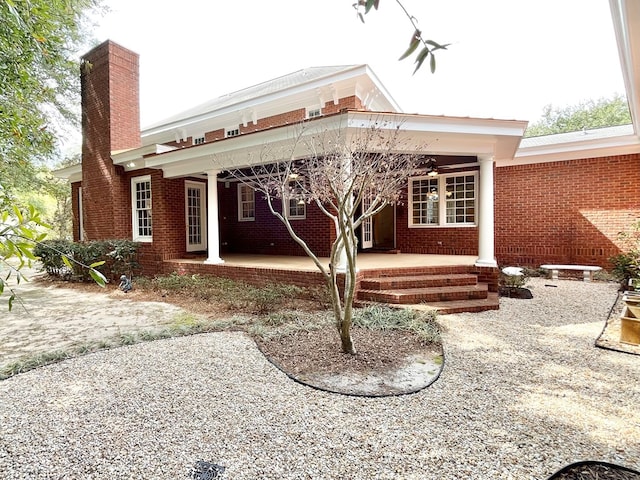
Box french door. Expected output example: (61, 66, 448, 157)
(185, 181, 207, 252)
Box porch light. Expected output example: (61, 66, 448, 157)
(128, 162, 136, 168)
(427, 169, 438, 177)
(297, 199, 305, 205)
(289, 173, 299, 180)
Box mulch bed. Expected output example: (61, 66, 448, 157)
(549, 462, 640, 480)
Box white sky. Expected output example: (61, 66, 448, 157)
(88, 0, 625, 130)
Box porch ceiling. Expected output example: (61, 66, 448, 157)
(138, 111, 527, 179)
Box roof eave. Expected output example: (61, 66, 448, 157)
(610, 0, 640, 134)
(504, 134, 640, 166)
(53, 164, 82, 182)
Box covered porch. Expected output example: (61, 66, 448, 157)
(163, 253, 500, 314)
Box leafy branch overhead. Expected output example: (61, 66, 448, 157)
(353, 0, 450, 73)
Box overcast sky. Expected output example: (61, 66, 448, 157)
(87, 0, 625, 131)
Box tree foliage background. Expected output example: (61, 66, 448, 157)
(1, 0, 101, 235)
(524, 94, 631, 137)
(1, 0, 104, 306)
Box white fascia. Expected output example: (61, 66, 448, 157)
(609, 0, 640, 134)
(53, 163, 82, 182)
(111, 144, 177, 171)
(346, 111, 527, 160)
(506, 134, 640, 167)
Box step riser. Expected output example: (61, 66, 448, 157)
(359, 289, 487, 304)
(361, 275, 477, 290)
(357, 268, 499, 314)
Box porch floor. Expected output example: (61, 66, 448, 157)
(166, 253, 497, 314)
(169, 253, 479, 272)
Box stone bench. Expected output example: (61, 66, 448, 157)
(540, 264, 602, 282)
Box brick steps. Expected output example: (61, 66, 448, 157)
(360, 273, 477, 290)
(356, 269, 499, 314)
(355, 293, 500, 315)
(358, 283, 489, 304)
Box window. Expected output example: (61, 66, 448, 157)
(237, 184, 255, 221)
(225, 127, 240, 138)
(306, 106, 322, 119)
(287, 178, 306, 219)
(409, 173, 477, 227)
(411, 177, 439, 225)
(131, 175, 152, 241)
(445, 175, 476, 224)
(193, 135, 205, 145)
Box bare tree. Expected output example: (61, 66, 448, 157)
(225, 116, 425, 354)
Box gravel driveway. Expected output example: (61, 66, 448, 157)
(0, 278, 638, 479)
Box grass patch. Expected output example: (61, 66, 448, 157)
(353, 305, 441, 344)
(0, 312, 253, 380)
(139, 273, 316, 314)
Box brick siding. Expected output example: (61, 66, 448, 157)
(495, 153, 640, 268)
(80, 40, 140, 241)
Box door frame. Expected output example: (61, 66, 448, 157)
(185, 180, 207, 252)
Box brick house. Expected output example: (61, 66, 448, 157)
(56, 2, 639, 313)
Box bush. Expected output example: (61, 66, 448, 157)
(610, 220, 640, 289)
(34, 239, 141, 282)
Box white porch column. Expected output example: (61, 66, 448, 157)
(475, 155, 497, 268)
(335, 155, 353, 273)
(204, 169, 224, 264)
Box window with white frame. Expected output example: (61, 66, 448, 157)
(286, 177, 306, 219)
(409, 173, 477, 227)
(131, 175, 152, 241)
(237, 184, 255, 221)
(193, 135, 205, 145)
(306, 106, 322, 119)
(225, 126, 240, 138)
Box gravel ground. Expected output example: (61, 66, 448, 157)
(0, 278, 638, 479)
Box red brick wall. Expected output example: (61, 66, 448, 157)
(219, 181, 333, 257)
(80, 40, 140, 240)
(394, 174, 480, 255)
(495, 153, 640, 268)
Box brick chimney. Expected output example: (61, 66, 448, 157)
(80, 40, 141, 240)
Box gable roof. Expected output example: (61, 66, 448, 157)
(142, 64, 401, 142)
(144, 66, 360, 130)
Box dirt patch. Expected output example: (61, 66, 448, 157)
(256, 325, 443, 396)
(0, 270, 190, 368)
(2, 270, 442, 396)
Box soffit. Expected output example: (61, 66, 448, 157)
(140, 111, 527, 178)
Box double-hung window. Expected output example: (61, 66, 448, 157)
(237, 184, 255, 221)
(409, 173, 477, 227)
(132, 175, 152, 241)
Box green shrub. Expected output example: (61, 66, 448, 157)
(34, 239, 140, 282)
(610, 220, 640, 288)
(245, 284, 303, 315)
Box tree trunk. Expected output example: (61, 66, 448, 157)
(340, 316, 356, 354)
